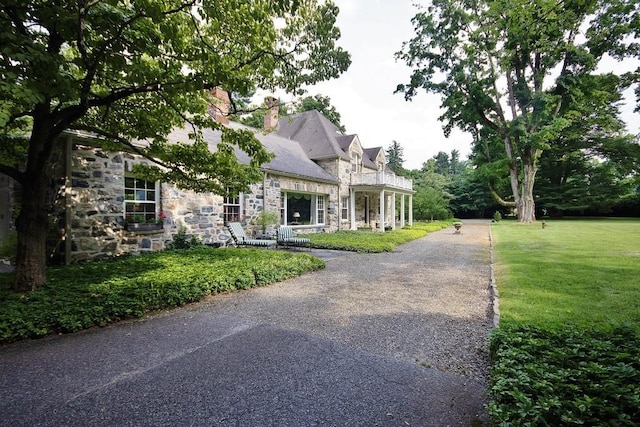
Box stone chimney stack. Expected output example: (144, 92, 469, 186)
(263, 96, 279, 131)
(209, 87, 230, 124)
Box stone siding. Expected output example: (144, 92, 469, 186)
(63, 140, 236, 263)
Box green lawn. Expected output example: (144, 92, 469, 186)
(307, 220, 453, 252)
(492, 218, 640, 330)
(490, 219, 640, 425)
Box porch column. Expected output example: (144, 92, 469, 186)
(409, 195, 413, 226)
(390, 192, 396, 230)
(349, 188, 356, 230)
(379, 189, 385, 232)
(400, 194, 406, 228)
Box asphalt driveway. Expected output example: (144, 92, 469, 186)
(0, 220, 494, 426)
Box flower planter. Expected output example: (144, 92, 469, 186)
(125, 223, 163, 232)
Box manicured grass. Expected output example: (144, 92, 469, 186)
(0, 247, 324, 343)
(492, 218, 640, 330)
(490, 219, 640, 425)
(307, 220, 453, 252)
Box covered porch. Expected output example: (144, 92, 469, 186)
(348, 172, 414, 231)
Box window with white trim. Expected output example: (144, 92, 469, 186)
(316, 195, 325, 224)
(223, 193, 242, 222)
(282, 191, 326, 226)
(341, 196, 349, 220)
(351, 153, 361, 173)
(124, 177, 159, 222)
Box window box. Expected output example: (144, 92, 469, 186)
(125, 222, 163, 232)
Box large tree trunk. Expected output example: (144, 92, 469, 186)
(518, 162, 537, 223)
(11, 115, 58, 292)
(12, 175, 51, 292)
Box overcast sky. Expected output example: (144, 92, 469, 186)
(273, 0, 639, 170)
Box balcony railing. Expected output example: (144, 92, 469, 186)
(350, 172, 413, 191)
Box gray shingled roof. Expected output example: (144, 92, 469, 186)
(166, 122, 338, 183)
(276, 110, 353, 161)
(363, 147, 384, 170)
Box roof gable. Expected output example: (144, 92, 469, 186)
(276, 110, 351, 161)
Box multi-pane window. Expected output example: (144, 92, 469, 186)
(280, 196, 286, 225)
(316, 195, 325, 224)
(124, 177, 158, 222)
(223, 194, 242, 222)
(341, 196, 349, 220)
(282, 192, 326, 226)
(351, 154, 361, 173)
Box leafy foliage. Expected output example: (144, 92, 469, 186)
(294, 94, 346, 132)
(1, 0, 350, 291)
(489, 325, 640, 425)
(166, 227, 202, 250)
(396, 0, 638, 223)
(0, 247, 325, 343)
(386, 140, 406, 175)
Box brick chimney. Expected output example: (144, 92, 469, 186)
(209, 87, 230, 124)
(263, 96, 279, 131)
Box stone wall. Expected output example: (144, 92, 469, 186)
(49, 137, 347, 263)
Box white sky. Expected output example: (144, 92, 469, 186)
(268, 0, 640, 170)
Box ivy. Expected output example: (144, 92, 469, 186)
(489, 325, 640, 425)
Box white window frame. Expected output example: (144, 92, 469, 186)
(316, 195, 325, 225)
(351, 153, 361, 173)
(124, 176, 159, 222)
(282, 191, 326, 226)
(341, 196, 349, 220)
(223, 193, 243, 223)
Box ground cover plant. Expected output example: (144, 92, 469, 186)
(490, 219, 640, 425)
(0, 247, 324, 343)
(307, 220, 453, 252)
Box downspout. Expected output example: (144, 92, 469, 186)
(263, 171, 267, 213)
(64, 135, 72, 265)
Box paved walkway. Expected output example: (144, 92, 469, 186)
(0, 221, 494, 426)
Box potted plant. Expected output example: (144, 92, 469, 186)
(255, 211, 279, 238)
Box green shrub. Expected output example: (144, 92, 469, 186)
(492, 211, 502, 222)
(489, 325, 640, 425)
(0, 248, 324, 343)
(166, 227, 202, 249)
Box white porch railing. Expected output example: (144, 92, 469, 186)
(350, 172, 413, 191)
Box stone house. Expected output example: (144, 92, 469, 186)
(0, 94, 413, 264)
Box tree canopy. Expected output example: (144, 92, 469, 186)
(396, 0, 639, 223)
(0, 0, 350, 291)
(294, 94, 346, 132)
(385, 140, 405, 175)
